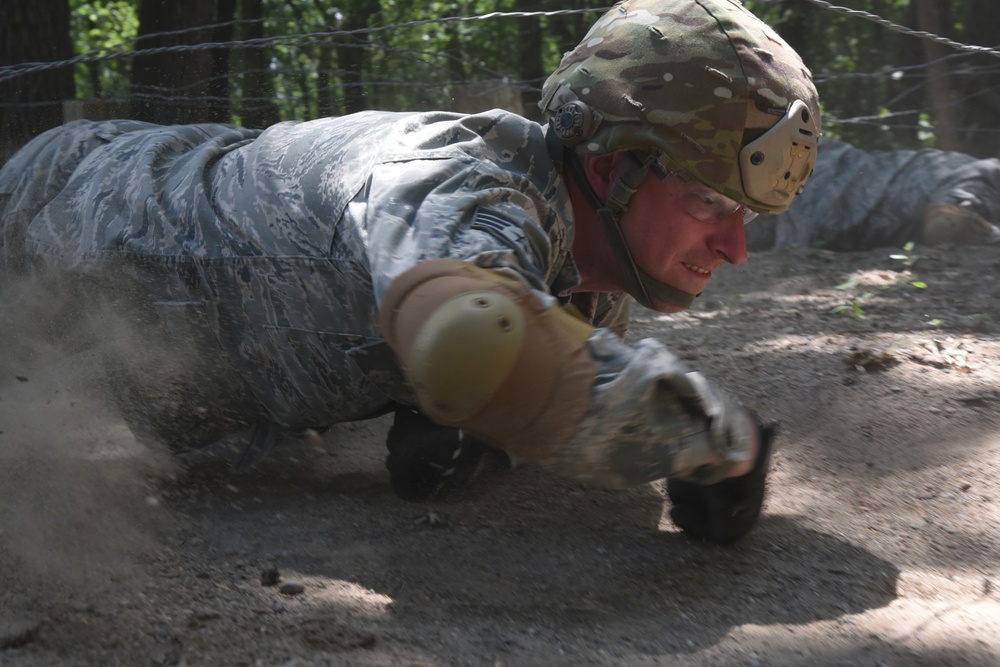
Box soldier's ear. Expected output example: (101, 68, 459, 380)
(581, 153, 622, 200)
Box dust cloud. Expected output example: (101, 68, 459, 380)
(0, 277, 179, 593)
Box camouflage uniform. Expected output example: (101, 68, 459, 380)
(0, 114, 725, 484)
(0, 0, 810, 491)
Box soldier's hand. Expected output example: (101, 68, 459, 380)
(666, 421, 777, 544)
(385, 406, 492, 501)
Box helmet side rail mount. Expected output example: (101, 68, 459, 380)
(738, 99, 818, 210)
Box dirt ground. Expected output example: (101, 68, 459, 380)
(1, 242, 998, 667)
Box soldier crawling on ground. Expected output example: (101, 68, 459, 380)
(746, 138, 1000, 252)
(0, 0, 822, 544)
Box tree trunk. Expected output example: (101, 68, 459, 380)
(0, 0, 75, 158)
(913, 0, 961, 151)
(515, 0, 544, 120)
(130, 0, 219, 125)
(952, 0, 1000, 155)
(547, 0, 593, 57)
(237, 0, 279, 128)
(234, 0, 279, 128)
(337, 0, 380, 114)
(208, 0, 239, 123)
(317, 45, 336, 118)
(443, 24, 467, 110)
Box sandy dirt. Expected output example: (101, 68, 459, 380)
(1, 242, 998, 666)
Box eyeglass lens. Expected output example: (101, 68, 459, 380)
(648, 159, 759, 224)
(677, 177, 758, 225)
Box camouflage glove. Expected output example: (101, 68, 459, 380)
(666, 421, 777, 544)
(385, 406, 494, 501)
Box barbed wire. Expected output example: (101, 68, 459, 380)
(829, 74, 1000, 122)
(760, 0, 1000, 59)
(5, 2, 998, 81)
(0, 7, 611, 84)
(831, 119, 1000, 134)
(6, 1, 1000, 140)
(813, 50, 1000, 85)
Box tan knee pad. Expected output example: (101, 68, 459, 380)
(379, 259, 595, 460)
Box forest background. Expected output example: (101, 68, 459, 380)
(3, 0, 1000, 164)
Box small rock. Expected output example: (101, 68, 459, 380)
(260, 566, 281, 587)
(150, 647, 181, 666)
(191, 609, 220, 622)
(0, 620, 40, 649)
(279, 581, 305, 596)
(415, 511, 445, 528)
(279, 659, 315, 667)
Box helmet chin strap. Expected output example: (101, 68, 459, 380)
(564, 150, 698, 310)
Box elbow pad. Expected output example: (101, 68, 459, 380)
(379, 259, 595, 461)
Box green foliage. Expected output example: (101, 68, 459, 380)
(832, 261, 903, 320)
(69, 0, 138, 98)
(234, 0, 554, 121)
(832, 297, 871, 321)
(888, 242, 930, 289)
(889, 241, 922, 268)
(831, 241, 935, 321)
(58, 0, 1000, 155)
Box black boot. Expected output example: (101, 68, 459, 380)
(385, 406, 507, 501)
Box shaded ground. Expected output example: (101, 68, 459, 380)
(1, 243, 998, 666)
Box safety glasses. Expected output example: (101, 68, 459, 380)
(650, 162, 759, 225)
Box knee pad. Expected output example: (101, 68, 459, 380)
(379, 259, 595, 460)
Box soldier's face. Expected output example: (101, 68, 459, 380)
(620, 169, 749, 312)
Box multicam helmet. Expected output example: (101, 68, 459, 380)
(540, 0, 821, 215)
